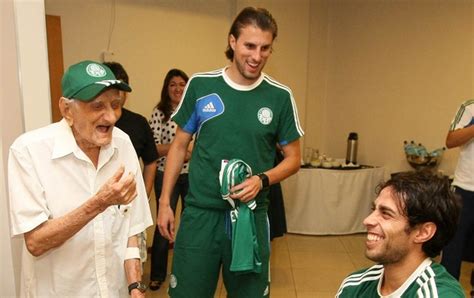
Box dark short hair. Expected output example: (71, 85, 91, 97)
(225, 7, 278, 61)
(156, 68, 189, 122)
(378, 171, 460, 258)
(103, 61, 129, 84)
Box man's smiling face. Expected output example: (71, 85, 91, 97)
(363, 187, 418, 264)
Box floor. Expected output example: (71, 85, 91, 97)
(142, 233, 473, 297)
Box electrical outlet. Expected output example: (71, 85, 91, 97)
(101, 51, 115, 62)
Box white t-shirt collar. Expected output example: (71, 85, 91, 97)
(222, 66, 265, 91)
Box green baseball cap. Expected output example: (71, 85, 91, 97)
(61, 60, 132, 101)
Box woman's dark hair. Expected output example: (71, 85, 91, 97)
(225, 7, 278, 61)
(378, 170, 461, 258)
(156, 69, 189, 122)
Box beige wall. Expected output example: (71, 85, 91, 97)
(321, 0, 472, 175)
(2, 0, 51, 295)
(45, 0, 309, 125)
(0, 2, 22, 295)
(45, 0, 231, 118)
(45, 0, 473, 176)
(305, 0, 329, 151)
(15, 0, 52, 129)
(38, 1, 474, 234)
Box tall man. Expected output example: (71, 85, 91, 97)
(8, 60, 153, 297)
(336, 171, 464, 297)
(441, 99, 474, 296)
(157, 7, 303, 297)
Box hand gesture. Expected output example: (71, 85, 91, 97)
(95, 166, 137, 209)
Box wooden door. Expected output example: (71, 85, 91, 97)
(45, 15, 64, 123)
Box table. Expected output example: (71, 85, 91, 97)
(281, 166, 385, 235)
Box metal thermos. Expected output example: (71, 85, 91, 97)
(345, 132, 358, 165)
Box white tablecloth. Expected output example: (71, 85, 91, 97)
(281, 167, 385, 235)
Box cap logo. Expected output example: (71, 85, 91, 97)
(86, 63, 107, 77)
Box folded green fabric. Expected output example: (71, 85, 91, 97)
(219, 159, 261, 274)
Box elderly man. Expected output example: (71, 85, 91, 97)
(8, 60, 153, 297)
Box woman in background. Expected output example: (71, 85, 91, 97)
(148, 69, 191, 291)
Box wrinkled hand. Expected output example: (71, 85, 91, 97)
(157, 201, 175, 242)
(229, 175, 261, 203)
(96, 166, 137, 209)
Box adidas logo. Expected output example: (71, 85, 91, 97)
(202, 102, 216, 112)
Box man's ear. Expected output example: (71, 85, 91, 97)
(229, 34, 236, 51)
(59, 97, 73, 126)
(413, 222, 437, 244)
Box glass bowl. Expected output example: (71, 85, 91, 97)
(405, 154, 442, 171)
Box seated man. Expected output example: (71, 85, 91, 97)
(337, 170, 464, 297)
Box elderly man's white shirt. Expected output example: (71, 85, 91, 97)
(8, 119, 153, 297)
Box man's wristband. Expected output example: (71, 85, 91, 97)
(256, 173, 270, 190)
(125, 247, 140, 260)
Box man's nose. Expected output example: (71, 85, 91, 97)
(363, 211, 376, 227)
(251, 49, 263, 62)
(103, 105, 119, 123)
